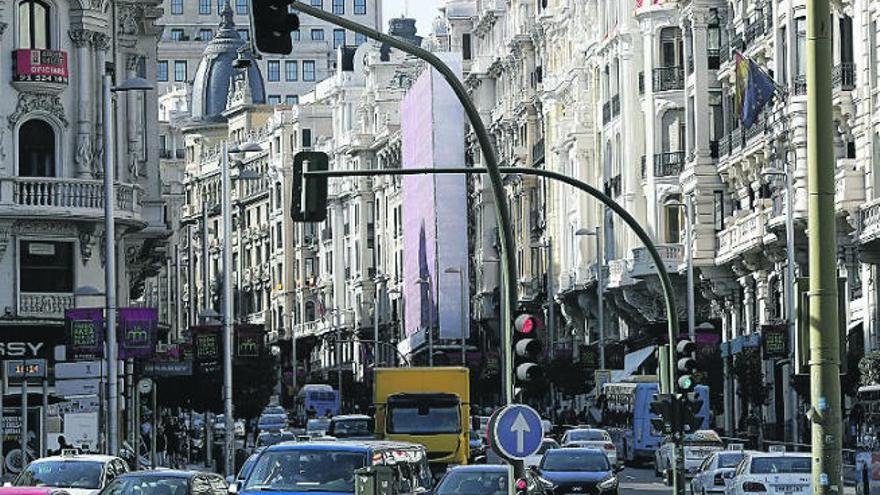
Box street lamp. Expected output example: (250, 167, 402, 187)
(444, 266, 467, 366)
(575, 228, 605, 370)
(664, 196, 696, 342)
(103, 66, 153, 456)
(414, 278, 435, 366)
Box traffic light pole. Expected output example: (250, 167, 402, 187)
(287, 1, 518, 407)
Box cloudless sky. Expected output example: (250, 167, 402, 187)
(382, 0, 441, 37)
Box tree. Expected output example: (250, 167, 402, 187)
(731, 347, 770, 412)
(859, 350, 880, 387)
(232, 350, 278, 422)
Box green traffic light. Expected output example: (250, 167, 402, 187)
(678, 375, 694, 391)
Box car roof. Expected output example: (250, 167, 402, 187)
(265, 440, 419, 453)
(30, 454, 120, 464)
(746, 451, 811, 459)
(447, 465, 508, 473)
(544, 447, 606, 455)
(117, 470, 207, 479)
(566, 428, 608, 434)
(331, 414, 371, 421)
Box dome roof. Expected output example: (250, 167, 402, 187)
(191, 3, 265, 120)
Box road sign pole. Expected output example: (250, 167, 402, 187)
(21, 371, 27, 467)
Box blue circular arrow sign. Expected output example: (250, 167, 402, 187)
(489, 404, 544, 460)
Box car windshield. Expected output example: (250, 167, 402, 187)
(307, 419, 330, 431)
(258, 432, 296, 447)
(537, 440, 559, 454)
(541, 451, 610, 472)
(239, 455, 260, 480)
(243, 449, 367, 493)
(264, 406, 285, 415)
(437, 471, 508, 495)
(260, 414, 287, 424)
(568, 430, 606, 441)
(718, 453, 745, 468)
(331, 419, 372, 438)
(388, 405, 460, 434)
(750, 457, 811, 474)
(101, 476, 190, 495)
(14, 460, 104, 489)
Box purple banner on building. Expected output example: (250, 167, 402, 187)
(117, 308, 157, 359)
(64, 308, 104, 361)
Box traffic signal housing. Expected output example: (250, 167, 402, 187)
(513, 314, 543, 383)
(292, 151, 329, 222)
(676, 339, 697, 392)
(677, 392, 705, 433)
(649, 393, 675, 435)
(251, 0, 301, 55)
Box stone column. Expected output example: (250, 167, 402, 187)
(722, 300, 735, 434)
(70, 29, 94, 178)
(682, 19, 694, 157)
(690, 10, 711, 157)
(93, 34, 110, 177)
(642, 24, 659, 238)
(125, 54, 142, 182)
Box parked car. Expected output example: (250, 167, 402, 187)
(12, 453, 128, 495)
(524, 439, 560, 468)
(98, 470, 228, 495)
(655, 430, 724, 481)
(537, 448, 621, 495)
(725, 451, 810, 495)
(434, 464, 548, 495)
(690, 450, 748, 495)
(559, 428, 618, 466)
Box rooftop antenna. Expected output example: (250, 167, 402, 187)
(404, 0, 409, 17)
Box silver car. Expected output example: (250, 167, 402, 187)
(690, 450, 748, 495)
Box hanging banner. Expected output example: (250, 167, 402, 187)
(235, 324, 265, 358)
(117, 308, 158, 359)
(192, 326, 221, 375)
(762, 323, 789, 359)
(64, 308, 104, 361)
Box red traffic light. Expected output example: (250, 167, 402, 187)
(515, 479, 528, 491)
(515, 314, 542, 335)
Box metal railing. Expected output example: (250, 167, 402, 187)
(602, 101, 612, 124)
(12, 177, 139, 213)
(794, 74, 808, 95)
(653, 151, 685, 177)
(652, 66, 685, 91)
(832, 62, 856, 91)
(719, 134, 730, 157)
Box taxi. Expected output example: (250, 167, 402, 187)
(656, 430, 724, 480)
(690, 447, 748, 495)
(10, 452, 128, 495)
(725, 450, 811, 495)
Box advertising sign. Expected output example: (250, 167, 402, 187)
(117, 308, 158, 359)
(56, 361, 104, 380)
(55, 378, 101, 397)
(762, 323, 789, 359)
(236, 324, 264, 358)
(13, 49, 69, 84)
(63, 412, 99, 452)
(64, 308, 104, 361)
(192, 326, 221, 374)
(0, 326, 64, 362)
(1, 407, 43, 474)
(53, 396, 100, 415)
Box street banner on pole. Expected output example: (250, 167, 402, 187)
(64, 309, 104, 361)
(192, 326, 221, 374)
(235, 324, 264, 358)
(117, 308, 158, 359)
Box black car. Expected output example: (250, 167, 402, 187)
(98, 470, 228, 495)
(435, 465, 550, 495)
(537, 448, 621, 495)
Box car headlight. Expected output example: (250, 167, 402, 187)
(597, 476, 618, 491)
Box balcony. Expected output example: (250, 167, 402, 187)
(630, 244, 684, 278)
(835, 160, 864, 213)
(2, 177, 142, 224)
(652, 66, 685, 92)
(18, 292, 74, 319)
(719, 134, 730, 157)
(611, 94, 621, 117)
(719, 43, 730, 65)
(832, 62, 856, 91)
(794, 75, 808, 96)
(744, 19, 766, 46)
(716, 208, 768, 264)
(730, 127, 743, 151)
(604, 175, 622, 197)
(12, 49, 69, 94)
(653, 151, 685, 177)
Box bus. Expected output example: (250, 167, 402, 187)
(295, 384, 340, 423)
(599, 380, 709, 465)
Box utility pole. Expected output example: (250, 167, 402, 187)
(806, 0, 842, 490)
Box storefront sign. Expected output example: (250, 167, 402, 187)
(13, 49, 69, 84)
(762, 323, 789, 358)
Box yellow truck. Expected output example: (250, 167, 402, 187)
(373, 367, 470, 469)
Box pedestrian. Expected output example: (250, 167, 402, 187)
(52, 435, 73, 455)
(166, 420, 181, 468)
(155, 426, 167, 466)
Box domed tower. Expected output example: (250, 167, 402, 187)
(190, 2, 266, 120)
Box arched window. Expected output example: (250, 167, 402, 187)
(18, 119, 55, 177)
(18, 0, 51, 49)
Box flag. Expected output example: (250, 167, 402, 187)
(735, 53, 777, 129)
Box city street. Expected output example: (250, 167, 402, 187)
(619, 467, 668, 495)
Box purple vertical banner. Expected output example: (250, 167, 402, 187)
(235, 324, 264, 359)
(117, 308, 158, 360)
(64, 308, 104, 361)
(192, 326, 221, 375)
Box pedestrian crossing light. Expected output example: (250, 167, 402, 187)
(250, 0, 301, 55)
(514, 314, 544, 383)
(292, 151, 329, 222)
(676, 339, 697, 393)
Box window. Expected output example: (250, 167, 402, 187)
(174, 60, 187, 81)
(285, 61, 298, 81)
(199, 0, 211, 14)
(355, 32, 367, 45)
(462, 33, 472, 60)
(268, 95, 282, 105)
(660, 27, 683, 67)
(872, 20, 879, 86)
(170, 0, 183, 14)
(170, 29, 184, 41)
(303, 60, 315, 81)
(333, 29, 345, 49)
(664, 201, 681, 243)
(267, 61, 280, 81)
(198, 29, 213, 41)
(236, 0, 247, 15)
(796, 17, 807, 76)
(238, 29, 249, 41)
(20, 241, 73, 293)
(354, 0, 366, 14)
(310, 0, 322, 8)
(302, 129, 312, 148)
(779, 26, 788, 85)
(332, 0, 344, 14)
(18, 119, 55, 177)
(286, 95, 299, 105)
(713, 191, 725, 231)
(291, 30, 301, 41)
(157, 61, 168, 82)
(311, 29, 324, 41)
(18, 0, 51, 48)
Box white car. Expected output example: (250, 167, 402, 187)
(11, 453, 128, 495)
(690, 450, 748, 495)
(524, 438, 560, 468)
(726, 451, 811, 495)
(560, 428, 618, 466)
(656, 430, 724, 480)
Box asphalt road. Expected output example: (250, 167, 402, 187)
(619, 466, 671, 495)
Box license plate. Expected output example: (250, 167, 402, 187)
(774, 485, 805, 493)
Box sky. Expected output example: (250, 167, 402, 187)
(382, 0, 441, 37)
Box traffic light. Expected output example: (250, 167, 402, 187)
(677, 392, 705, 433)
(675, 339, 697, 392)
(292, 151, 329, 222)
(251, 0, 301, 55)
(513, 314, 543, 383)
(649, 393, 675, 435)
(514, 478, 528, 495)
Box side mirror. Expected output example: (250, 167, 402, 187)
(614, 465, 625, 474)
(228, 481, 241, 494)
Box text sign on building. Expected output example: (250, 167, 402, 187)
(13, 49, 69, 84)
(762, 323, 788, 359)
(5, 359, 47, 379)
